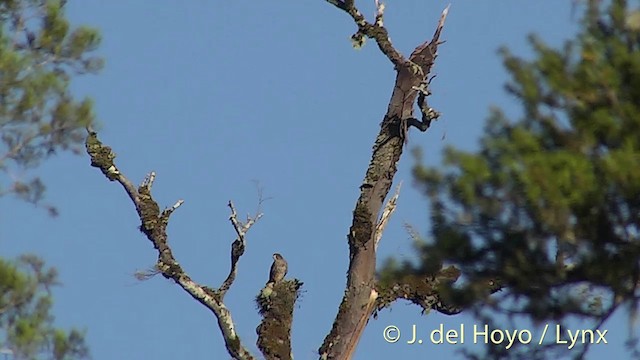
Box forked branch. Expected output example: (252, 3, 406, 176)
(219, 199, 264, 297)
(85, 130, 256, 360)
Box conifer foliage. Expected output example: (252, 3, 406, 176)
(1, 1, 100, 358)
(385, 0, 640, 357)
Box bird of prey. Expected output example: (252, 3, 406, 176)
(267, 253, 288, 286)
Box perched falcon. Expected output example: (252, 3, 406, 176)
(267, 253, 288, 286)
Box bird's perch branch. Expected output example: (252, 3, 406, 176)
(255, 279, 304, 360)
(85, 130, 256, 360)
(319, 2, 450, 359)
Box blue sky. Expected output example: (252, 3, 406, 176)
(1, 1, 635, 359)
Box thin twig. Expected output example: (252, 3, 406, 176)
(219, 198, 263, 296)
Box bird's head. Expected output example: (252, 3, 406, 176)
(273, 253, 282, 260)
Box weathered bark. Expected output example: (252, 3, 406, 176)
(318, 3, 450, 359)
(86, 131, 259, 360)
(256, 280, 303, 360)
(86, 2, 448, 359)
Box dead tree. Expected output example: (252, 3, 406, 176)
(84, 2, 502, 360)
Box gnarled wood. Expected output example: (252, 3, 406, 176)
(318, 4, 450, 359)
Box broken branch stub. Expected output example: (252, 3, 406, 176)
(256, 279, 304, 360)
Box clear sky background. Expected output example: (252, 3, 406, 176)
(1, 1, 636, 359)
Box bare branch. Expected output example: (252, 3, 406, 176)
(375, 266, 504, 317)
(376, 268, 461, 315)
(325, 0, 407, 68)
(319, 5, 450, 359)
(326, 0, 352, 12)
(166, 199, 184, 215)
(85, 130, 255, 360)
(140, 171, 155, 190)
(374, 0, 385, 27)
(85, 129, 139, 207)
(219, 200, 263, 297)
